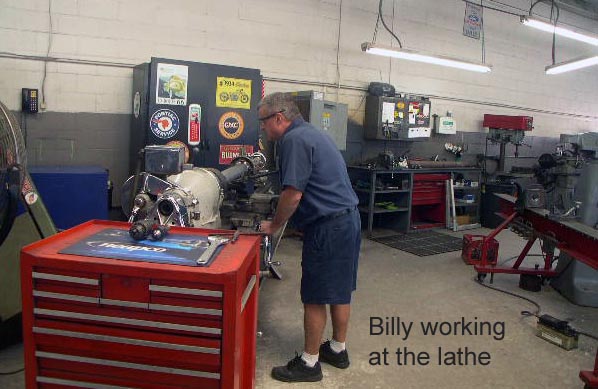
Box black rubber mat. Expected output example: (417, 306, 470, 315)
(371, 230, 462, 256)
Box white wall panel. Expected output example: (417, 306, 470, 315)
(0, 0, 596, 136)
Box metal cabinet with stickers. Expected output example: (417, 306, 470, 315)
(364, 95, 432, 140)
(130, 58, 263, 173)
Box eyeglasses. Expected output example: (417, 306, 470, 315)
(259, 110, 285, 123)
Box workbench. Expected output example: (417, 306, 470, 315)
(348, 166, 481, 236)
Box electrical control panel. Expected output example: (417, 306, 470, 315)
(22, 88, 39, 113)
(364, 95, 431, 140)
(291, 90, 348, 150)
(435, 116, 457, 134)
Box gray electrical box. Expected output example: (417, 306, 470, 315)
(364, 95, 432, 140)
(291, 91, 348, 150)
(560, 132, 598, 155)
(144, 145, 185, 175)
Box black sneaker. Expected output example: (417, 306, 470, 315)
(271, 354, 323, 382)
(319, 341, 350, 369)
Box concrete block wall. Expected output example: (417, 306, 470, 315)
(1, 0, 597, 205)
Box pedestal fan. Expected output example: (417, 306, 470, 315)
(0, 101, 56, 347)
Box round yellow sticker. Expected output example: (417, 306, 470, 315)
(218, 112, 245, 140)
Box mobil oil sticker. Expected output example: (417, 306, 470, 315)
(188, 104, 201, 146)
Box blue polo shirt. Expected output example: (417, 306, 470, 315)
(278, 117, 358, 228)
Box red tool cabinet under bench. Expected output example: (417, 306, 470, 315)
(20, 220, 261, 389)
(410, 173, 449, 230)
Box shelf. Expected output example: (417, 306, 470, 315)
(349, 167, 481, 236)
(410, 221, 445, 230)
(355, 188, 410, 194)
(449, 170, 482, 232)
(359, 205, 409, 214)
(455, 201, 479, 207)
(455, 223, 481, 231)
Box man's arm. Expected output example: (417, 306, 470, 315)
(260, 186, 303, 235)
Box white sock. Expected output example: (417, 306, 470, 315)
(330, 339, 346, 353)
(301, 351, 319, 367)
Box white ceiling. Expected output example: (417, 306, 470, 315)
(544, 0, 598, 20)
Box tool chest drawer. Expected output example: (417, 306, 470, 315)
(21, 220, 261, 389)
(410, 173, 449, 229)
(413, 173, 450, 182)
(412, 175, 448, 205)
(33, 320, 221, 388)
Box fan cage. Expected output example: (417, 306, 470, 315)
(0, 101, 27, 234)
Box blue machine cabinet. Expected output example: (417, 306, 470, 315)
(27, 166, 108, 230)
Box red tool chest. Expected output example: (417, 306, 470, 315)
(410, 173, 449, 230)
(20, 220, 261, 389)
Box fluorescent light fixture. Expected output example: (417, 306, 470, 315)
(545, 55, 598, 74)
(361, 42, 492, 73)
(520, 16, 598, 46)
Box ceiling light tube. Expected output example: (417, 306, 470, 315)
(520, 16, 598, 46)
(545, 55, 598, 74)
(361, 43, 492, 73)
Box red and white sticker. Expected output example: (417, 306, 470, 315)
(219, 145, 254, 165)
(188, 103, 201, 146)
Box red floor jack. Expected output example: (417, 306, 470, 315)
(462, 191, 598, 289)
(581, 349, 598, 388)
(463, 196, 557, 287)
(462, 190, 598, 388)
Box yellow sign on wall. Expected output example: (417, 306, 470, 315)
(216, 77, 252, 109)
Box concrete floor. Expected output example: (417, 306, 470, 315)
(255, 227, 598, 389)
(1, 227, 597, 388)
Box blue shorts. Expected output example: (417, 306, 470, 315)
(301, 209, 361, 305)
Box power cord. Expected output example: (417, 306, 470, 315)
(0, 367, 24, 375)
(377, 0, 403, 48)
(578, 330, 598, 342)
(550, 0, 560, 65)
(474, 277, 598, 343)
(528, 0, 544, 16)
(372, 10, 380, 43)
(498, 253, 543, 266)
(474, 277, 541, 316)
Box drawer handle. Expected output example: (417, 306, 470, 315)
(33, 291, 222, 317)
(241, 275, 257, 313)
(33, 272, 99, 286)
(33, 327, 220, 354)
(33, 308, 222, 335)
(149, 284, 222, 298)
(33, 290, 98, 304)
(37, 376, 128, 388)
(35, 351, 220, 380)
(149, 304, 222, 317)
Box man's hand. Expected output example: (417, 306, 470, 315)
(260, 187, 302, 235)
(260, 220, 277, 235)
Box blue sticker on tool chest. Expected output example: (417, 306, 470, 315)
(59, 228, 220, 267)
